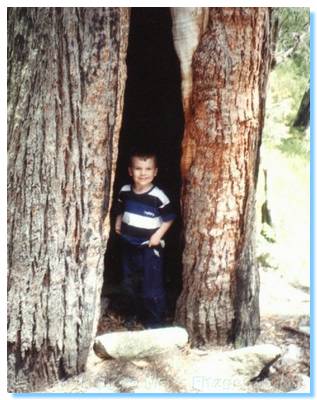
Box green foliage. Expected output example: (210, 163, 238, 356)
(256, 8, 310, 286)
(277, 126, 310, 158)
(256, 146, 309, 286)
(264, 8, 310, 152)
(269, 59, 308, 116)
(273, 7, 310, 76)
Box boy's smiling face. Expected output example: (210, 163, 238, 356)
(129, 156, 158, 192)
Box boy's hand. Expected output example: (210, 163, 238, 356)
(148, 232, 161, 247)
(115, 215, 122, 235)
(148, 220, 174, 247)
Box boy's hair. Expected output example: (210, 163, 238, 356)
(128, 146, 158, 167)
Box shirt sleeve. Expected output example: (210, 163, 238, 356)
(158, 193, 176, 222)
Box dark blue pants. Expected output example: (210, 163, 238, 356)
(121, 241, 166, 327)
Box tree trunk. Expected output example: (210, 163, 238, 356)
(7, 7, 129, 392)
(172, 8, 272, 347)
(293, 86, 310, 130)
(270, 14, 279, 69)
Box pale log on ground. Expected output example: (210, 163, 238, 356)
(93, 327, 189, 359)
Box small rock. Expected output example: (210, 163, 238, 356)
(283, 344, 302, 363)
(298, 326, 310, 336)
(188, 344, 282, 392)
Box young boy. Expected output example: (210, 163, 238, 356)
(115, 149, 175, 328)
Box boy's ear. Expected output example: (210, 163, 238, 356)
(154, 168, 158, 177)
(128, 167, 132, 176)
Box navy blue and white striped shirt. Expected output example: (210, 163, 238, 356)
(117, 184, 176, 246)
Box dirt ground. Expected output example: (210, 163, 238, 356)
(44, 267, 310, 394)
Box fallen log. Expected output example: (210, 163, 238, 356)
(282, 325, 310, 338)
(249, 354, 281, 382)
(93, 326, 188, 359)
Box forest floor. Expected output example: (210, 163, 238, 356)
(44, 265, 310, 394)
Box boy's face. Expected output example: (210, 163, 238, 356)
(128, 156, 158, 190)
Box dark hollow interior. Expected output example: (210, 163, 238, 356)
(102, 8, 184, 322)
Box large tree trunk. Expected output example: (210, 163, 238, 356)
(7, 8, 129, 392)
(172, 8, 272, 347)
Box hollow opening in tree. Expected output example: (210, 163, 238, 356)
(100, 8, 184, 330)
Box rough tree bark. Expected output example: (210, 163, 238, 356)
(172, 8, 272, 347)
(7, 8, 129, 392)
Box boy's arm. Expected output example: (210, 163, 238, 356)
(148, 220, 173, 247)
(115, 214, 123, 235)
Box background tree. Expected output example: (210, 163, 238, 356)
(271, 7, 310, 130)
(293, 85, 310, 129)
(273, 7, 309, 69)
(7, 7, 129, 392)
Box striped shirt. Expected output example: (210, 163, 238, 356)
(117, 184, 176, 246)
